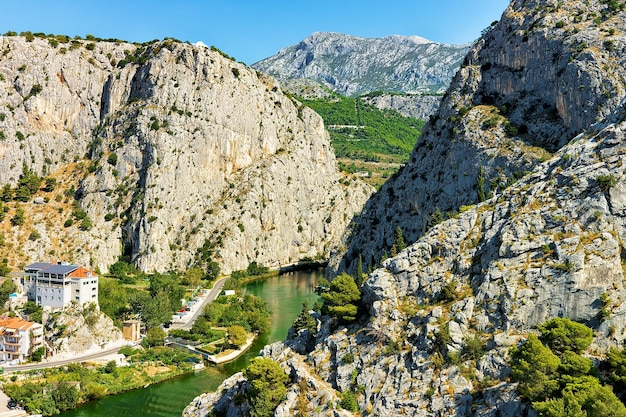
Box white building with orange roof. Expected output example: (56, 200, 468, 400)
(22, 261, 98, 310)
(0, 316, 44, 363)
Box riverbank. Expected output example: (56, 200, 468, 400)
(1, 346, 200, 415)
(228, 261, 326, 287)
(207, 334, 255, 364)
(55, 269, 324, 417)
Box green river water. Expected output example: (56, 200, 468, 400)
(59, 269, 322, 417)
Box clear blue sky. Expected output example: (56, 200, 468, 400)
(2, 1, 510, 65)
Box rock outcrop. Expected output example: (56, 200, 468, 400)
(252, 32, 469, 96)
(187, 0, 626, 416)
(0, 35, 371, 273)
(45, 304, 123, 355)
(361, 93, 441, 120)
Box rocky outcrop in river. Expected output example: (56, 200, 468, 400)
(0, 35, 371, 273)
(184, 0, 626, 416)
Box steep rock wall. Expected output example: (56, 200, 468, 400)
(0, 36, 371, 273)
(331, 0, 626, 276)
(187, 71, 626, 417)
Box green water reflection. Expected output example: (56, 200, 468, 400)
(59, 269, 322, 417)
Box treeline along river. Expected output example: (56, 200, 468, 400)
(59, 269, 323, 417)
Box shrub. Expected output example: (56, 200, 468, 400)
(463, 334, 485, 360)
(438, 280, 458, 303)
(244, 358, 289, 417)
(103, 360, 117, 374)
(340, 391, 359, 412)
(292, 300, 317, 335)
(79, 217, 93, 231)
(142, 327, 166, 347)
(30, 346, 46, 362)
(510, 333, 561, 401)
(538, 317, 592, 355)
(107, 152, 118, 166)
(504, 120, 519, 136)
(511, 319, 626, 416)
(483, 115, 500, 128)
(42, 177, 56, 192)
(321, 273, 361, 322)
(11, 206, 25, 226)
(596, 174, 618, 192)
(227, 325, 248, 348)
(28, 84, 43, 98)
(342, 353, 355, 364)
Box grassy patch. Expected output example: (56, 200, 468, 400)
(298, 93, 425, 187)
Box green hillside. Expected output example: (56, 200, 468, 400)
(298, 94, 425, 187)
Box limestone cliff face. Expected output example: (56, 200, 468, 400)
(330, 0, 626, 276)
(186, 1, 626, 416)
(0, 35, 371, 273)
(360, 93, 441, 120)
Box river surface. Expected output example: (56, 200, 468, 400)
(59, 269, 322, 417)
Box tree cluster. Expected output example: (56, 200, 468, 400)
(511, 318, 625, 416)
(320, 273, 361, 322)
(98, 271, 186, 329)
(203, 294, 270, 334)
(244, 357, 289, 417)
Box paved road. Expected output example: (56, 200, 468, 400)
(3, 344, 124, 373)
(171, 276, 228, 330)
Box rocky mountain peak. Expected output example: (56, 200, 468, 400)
(252, 31, 470, 96)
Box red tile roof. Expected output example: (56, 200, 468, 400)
(68, 267, 97, 279)
(0, 317, 37, 332)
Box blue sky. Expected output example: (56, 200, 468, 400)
(2, 1, 510, 65)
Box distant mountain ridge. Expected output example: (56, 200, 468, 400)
(252, 32, 470, 97)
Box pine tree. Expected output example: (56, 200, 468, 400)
(356, 254, 364, 287)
